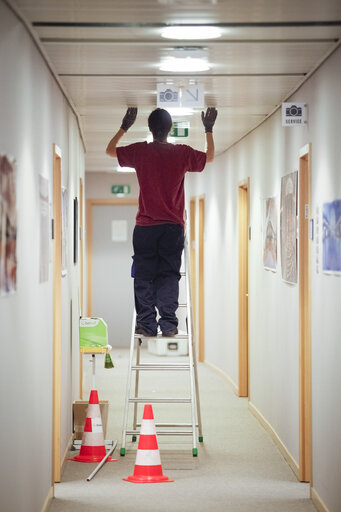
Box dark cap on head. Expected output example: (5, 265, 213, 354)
(148, 108, 172, 142)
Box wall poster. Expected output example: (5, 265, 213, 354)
(0, 155, 17, 296)
(61, 186, 68, 276)
(322, 199, 341, 274)
(39, 175, 49, 283)
(263, 196, 277, 271)
(280, 171, 298, 284)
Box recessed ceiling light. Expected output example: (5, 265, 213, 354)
(161, 26, 221, 40)
(160, 57, 210, 72)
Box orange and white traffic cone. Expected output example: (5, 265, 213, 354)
(123, 404, 173, 483)
(71, 390, 115, 463)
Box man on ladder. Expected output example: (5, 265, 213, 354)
(106, 106, 217, 337)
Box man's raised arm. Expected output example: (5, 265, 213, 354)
(201, 107, 217, 163)
(106, 107, 137, 157)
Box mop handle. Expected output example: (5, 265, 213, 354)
(86, 441, 117, 482)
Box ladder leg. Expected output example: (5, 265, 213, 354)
(192, 335, 203, 441)
(132, 339, 142, 441)
(121, 311, 136, 456)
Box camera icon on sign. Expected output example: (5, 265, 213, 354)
(286, 105, 302, 117)
(159, 89, 178, 102)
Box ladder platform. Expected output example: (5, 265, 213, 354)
(131, 363, 191, 371)
(126, 429, 193, 436)
(136, 422, 198, 428)
(134, 333, 189, 340)
(128, 397, 191, 404)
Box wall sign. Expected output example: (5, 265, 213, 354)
(111, 185, 131, 195)
(170, 122, 189, 137)
(282, 103, 307, 126)
(181, 84, 205, 108)
(157, 84, 180, 108)
(157, 83, 205, 109)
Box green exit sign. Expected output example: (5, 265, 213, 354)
(111, 185, 131, 195)
(170, 122, 189, 138)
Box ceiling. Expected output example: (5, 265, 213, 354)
(7, 0, 341, 172)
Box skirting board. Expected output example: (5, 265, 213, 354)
(61, 433, 74, 476)
(311, 487, 330, 512)
(248, 401, 300, 479)
(41, 486, 53, 512)
(42, 434, 74, 510)
(204, 360, 239, 395)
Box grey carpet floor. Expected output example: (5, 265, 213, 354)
(49, 348, 316, 512)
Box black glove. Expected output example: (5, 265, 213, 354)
(201, 107, 217, 133)
(120, 107, 137, 131)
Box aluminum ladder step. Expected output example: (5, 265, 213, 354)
(128, 397, 191, 404)
(126, 429, 193, 436)
(131, 363, 191, 371)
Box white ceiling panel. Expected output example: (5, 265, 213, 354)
(43, 40, 334, 75)
(7, 0, 341, 171)
(12, 0, 341, 23)
(35, 25, 341, 42)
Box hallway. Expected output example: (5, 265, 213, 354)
(49, 349, 315, 512)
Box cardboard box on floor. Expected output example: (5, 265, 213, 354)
(73, 400, 109, 440)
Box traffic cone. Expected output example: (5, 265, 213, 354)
(123, 404, 173, 483)
(70, 390, 115, 463)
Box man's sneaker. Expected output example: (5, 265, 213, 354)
(135, 325, 157, 337)
(162, 327, 178, 337)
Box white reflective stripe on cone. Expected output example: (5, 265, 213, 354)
(135, 449, 161, 466)
(83, 432, 105, 446)
(140, 419, 157, 436)
(87, 404, 101, 417)
(91, 418, 103, 433)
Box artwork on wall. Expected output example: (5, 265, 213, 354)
(263, 196, 277, 271)
(39, 175, 49, 283)
(73, 197, 78, 265)
(61, 186, 68, 276)
(322, 199, 341, 274)
(0, 154, 17, 296)
(280, 171, 298, 284)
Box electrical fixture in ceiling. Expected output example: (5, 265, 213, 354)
(160, 57, 210, 72)
(160, 47, 209, 73)
(161, 26, 221, 40)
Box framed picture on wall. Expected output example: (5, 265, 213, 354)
(263, 196, 277, 272)
(322, 199, 341, 274)
(73, 197, 78, 264)
(61, 186, 68, 276)
(280, 171, 298, 284)
(0, 154, 17, 296)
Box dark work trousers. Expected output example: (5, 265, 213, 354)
(132, 223, 185, 335)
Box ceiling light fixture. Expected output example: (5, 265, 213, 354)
(161, 26, 222, 40)
(160, 57, 210, 73)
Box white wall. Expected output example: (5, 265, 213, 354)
(186, 46, 341, 511)
(0, 3, 84, 511)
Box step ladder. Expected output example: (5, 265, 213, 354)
(120, 234, 203, 456)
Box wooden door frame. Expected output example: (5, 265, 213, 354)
(298, 143, 312, 483)
(86, 198, 138, 317)
(52, 144, 62, 483)
(238, 179, 250, 397)
(189, 198, 197, 336)
(198, 196, 205, 363)
(79, 178, 84, 316)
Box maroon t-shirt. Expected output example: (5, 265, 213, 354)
(117, 141, 206, 226)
